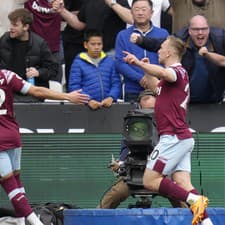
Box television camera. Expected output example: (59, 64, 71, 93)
(120, 108, 158, 208)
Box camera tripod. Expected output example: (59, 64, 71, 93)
(127, 187, 157, 208)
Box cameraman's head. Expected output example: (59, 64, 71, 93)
(137, 89, 156, 109)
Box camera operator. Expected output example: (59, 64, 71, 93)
(97, 89, 156, 208)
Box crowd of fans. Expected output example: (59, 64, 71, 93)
(0, 0, 225, 105)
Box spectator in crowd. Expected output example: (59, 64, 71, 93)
(170, 0, 225, 33)
(104, 0, 173, 35)
(126, 0, 173, 28)
(105, 0, 173, 29)
(115, 0, 169, 102)
(0, 0, 26, 36)
(24, 0, 63, 83)
(69, 29, 121, 110)
(124, 35, 213, 225)
(0, 8, 58, 102)
(0, 68, 89, 225)
(61, 0, 86, 90)
(130, 15, 225, 103)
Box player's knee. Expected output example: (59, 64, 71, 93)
(0, 172, 14, 182)
(143, 169, 160, 192)
(13, 170, 21, 176)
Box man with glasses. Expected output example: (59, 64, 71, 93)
(170, 0, 225, 33)
(130, 15, 225, 104)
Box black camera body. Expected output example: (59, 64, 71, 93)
(121, 109, 158, 202)
(123, 108, 157, 154)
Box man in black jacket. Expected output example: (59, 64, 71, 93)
(0, 8, 58, 102)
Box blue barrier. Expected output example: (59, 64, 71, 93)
(64, 208, 225, 225)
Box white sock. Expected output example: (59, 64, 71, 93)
(19, 187, 26, 193)
(201, 217, 213, 225)
(186, 193, 200, 205)
(26, 212, 44, 225)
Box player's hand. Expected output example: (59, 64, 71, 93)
(68, 89, 90, 104)
(123, 51, 139, 65)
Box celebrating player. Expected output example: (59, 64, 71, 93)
(124, 35, 213, 225)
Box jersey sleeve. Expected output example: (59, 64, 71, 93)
(166, 67, 177, 81)
(2, 70, 31, 94)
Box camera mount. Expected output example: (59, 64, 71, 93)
(122, 109, 158, 208)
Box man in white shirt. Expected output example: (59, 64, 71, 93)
(127, 0, 172, 27)
(104, 0, 173, 29)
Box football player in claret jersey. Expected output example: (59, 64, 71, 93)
(0, 69, 89, 225)
(124, 35, 213, 225)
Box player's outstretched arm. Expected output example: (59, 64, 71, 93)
(27, 86, 90, 104)
(123, 51, 175, 82)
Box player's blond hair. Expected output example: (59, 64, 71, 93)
(166, 35, 186, 60)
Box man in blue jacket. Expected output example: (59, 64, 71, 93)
(69, 29, 121, 110)
(115, 0, 168, 102)
(130, 15, 225, 103)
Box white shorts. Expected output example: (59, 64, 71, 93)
(146, 135, 194, 176)
(0, 148, 21, 177)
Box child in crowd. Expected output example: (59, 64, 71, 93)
(69, 29, 121, 110)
